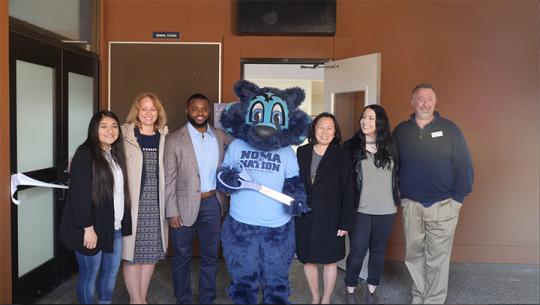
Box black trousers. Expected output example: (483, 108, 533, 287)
(344, 212, 396, 287)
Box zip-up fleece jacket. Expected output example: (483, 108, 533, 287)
(393, 112, 474, 207)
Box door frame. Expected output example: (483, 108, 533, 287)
(240, 58, 329, 79)
(9, 33, 62, 304)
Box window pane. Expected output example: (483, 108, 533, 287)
(17, 188, 54, 277)
(68, 72, 94, 159)
(16, 60, 54, 172)
(9, 0, 95, 51)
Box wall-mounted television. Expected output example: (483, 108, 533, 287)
(238, 0, 336, 36)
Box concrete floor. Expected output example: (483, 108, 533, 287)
(38, 257, 539, 304)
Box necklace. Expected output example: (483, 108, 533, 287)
(366, 141, 376, 144)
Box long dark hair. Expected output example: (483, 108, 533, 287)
(346, 105, 395, 169)
(82, 111, 130, 207)
(308, 112, 342, 145)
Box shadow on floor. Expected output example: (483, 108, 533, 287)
(38, 258, 540, 304)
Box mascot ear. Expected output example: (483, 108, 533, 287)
(234, 80, 260, 103)
(283, 87, 305, 109)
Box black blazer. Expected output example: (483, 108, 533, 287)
(294, 143, 355, 264)
(59, 145, 131, 256)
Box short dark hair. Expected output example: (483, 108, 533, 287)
(308, 112, 342, 145)
(186, 93, 210, 108)
(411, 83, 435, 98)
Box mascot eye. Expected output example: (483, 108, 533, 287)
(249, 102, 264, 124)
(253, 111, 263, 123)
(272, 112, 283, 125)
(271, 104, 284, 126)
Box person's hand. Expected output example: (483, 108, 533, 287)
(168, 215, 183, 229)
(337, 230, 348, 237)
(83, 226, 97, 249)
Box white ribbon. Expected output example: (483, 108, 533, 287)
(10, 173, 68, 205)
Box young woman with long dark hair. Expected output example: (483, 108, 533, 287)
(59, 110, 131, 304)
(343, 105, 399, 304)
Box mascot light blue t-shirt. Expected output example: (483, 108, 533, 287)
(222, 138, 299, 227)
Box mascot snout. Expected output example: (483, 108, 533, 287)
(253, 125, 276, 139)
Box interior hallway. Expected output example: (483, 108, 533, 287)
(38, 257, 539, 304)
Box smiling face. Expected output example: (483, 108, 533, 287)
(137, 96, 158, 129)
(186, 98, 210, 129)
(360, 107, 377, 138)
(98, 116, 119, 149)
(412, 88, 437, 120)
(314, 116, 336, 146)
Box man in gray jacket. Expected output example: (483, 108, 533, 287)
(164, 93, 230, 304)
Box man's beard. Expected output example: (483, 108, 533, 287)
(188, 116, 210, 128)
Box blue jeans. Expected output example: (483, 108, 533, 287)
(74, 229, 122, 304)
(171, 195, 221, 304)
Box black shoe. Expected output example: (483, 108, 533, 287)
(365, 289, 377, 304)
(344, 290, 357, 304)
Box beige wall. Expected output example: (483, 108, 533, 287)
(99, 0, 539, 263)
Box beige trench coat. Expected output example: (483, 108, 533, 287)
(121, 123, 169, 262)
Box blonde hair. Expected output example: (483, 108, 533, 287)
(126, 92, 167, 130)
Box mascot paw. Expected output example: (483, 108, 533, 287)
(285, 199, 310, 217)
(282, 176, 309, 216)
(216, 166, 241, 194)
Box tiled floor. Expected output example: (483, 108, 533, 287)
(38, 257, 539, 304)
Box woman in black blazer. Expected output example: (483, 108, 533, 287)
(295, 112, 355, 304)
(59, 111, 131, 304)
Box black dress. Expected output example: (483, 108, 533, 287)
(294, 143, 355, 264)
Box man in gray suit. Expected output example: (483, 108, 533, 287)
(164, 93, 230, 304)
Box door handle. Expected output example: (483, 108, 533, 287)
(58, 182, 68, 201)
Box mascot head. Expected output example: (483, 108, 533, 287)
(220, 80, 311, 151)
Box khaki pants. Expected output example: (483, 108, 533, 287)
(402, 198, 461, 304)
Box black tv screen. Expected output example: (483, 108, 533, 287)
(238, 0, 336, 36)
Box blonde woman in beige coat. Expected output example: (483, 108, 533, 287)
(122, 92, 168, 304)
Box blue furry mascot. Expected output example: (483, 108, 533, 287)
(218, 80, 311, 304)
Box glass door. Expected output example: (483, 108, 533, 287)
(56, 49, 98, 279)
(9, 32, 97, 304)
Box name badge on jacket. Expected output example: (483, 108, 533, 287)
(431, 131, 443, 138)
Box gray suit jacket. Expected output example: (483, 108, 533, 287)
(164, 124, 231, 226)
